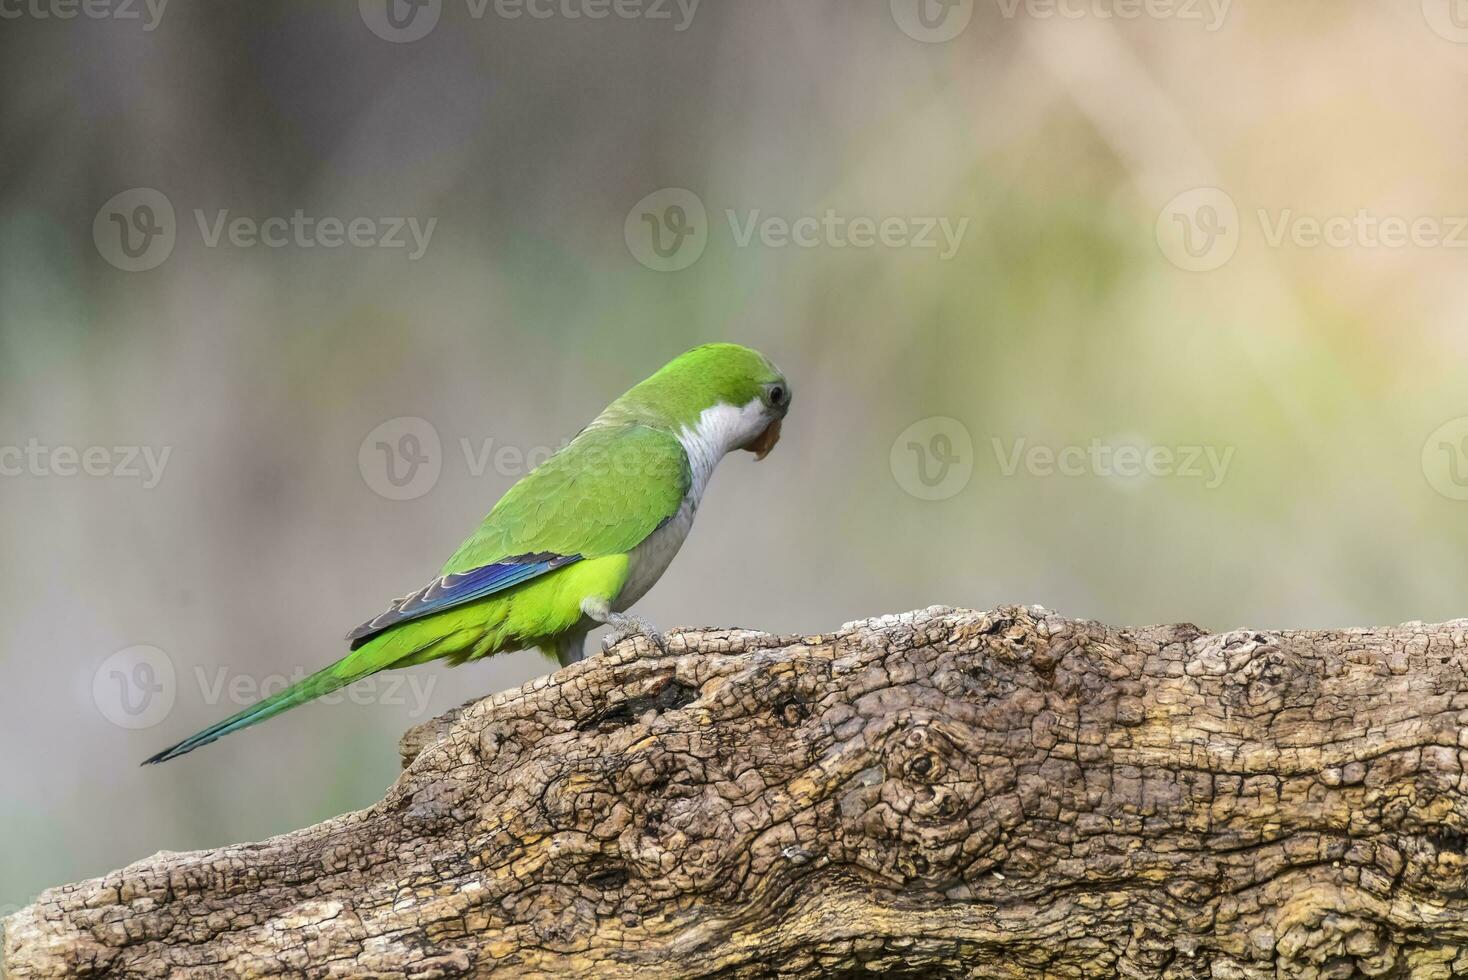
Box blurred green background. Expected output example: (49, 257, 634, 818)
(5, 0, 1468, 916)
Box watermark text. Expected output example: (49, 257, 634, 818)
(993, 437, 1234, 488)
(0, 440, 171, 488)
(0, 0, 167, 29)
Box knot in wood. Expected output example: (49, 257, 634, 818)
(539, 763, 624, 835)
(1276, 910, 1399, 978)
(879, 723, 981, 828)
(887, 725, 955, 787)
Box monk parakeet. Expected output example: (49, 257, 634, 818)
(144, 343, 789, 764)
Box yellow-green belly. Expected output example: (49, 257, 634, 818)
(368, 555, 630, 668)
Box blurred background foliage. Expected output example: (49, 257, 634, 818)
(4, 0, 1468, 915)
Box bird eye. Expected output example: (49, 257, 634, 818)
(769, 385, 786, 406)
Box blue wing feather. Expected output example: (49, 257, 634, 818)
(346, 552, 581, 649)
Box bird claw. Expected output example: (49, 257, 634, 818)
(602, 615, 666, 655)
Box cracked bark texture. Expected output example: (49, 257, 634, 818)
(8, 605, 1468, 979)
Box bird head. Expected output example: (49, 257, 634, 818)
(618, 343, 791, 463)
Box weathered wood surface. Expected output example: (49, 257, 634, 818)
(8, 605, 1468, 978)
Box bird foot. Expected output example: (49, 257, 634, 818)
(601, 614, 666, 654)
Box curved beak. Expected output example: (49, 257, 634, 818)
(745, 418, 782, 461)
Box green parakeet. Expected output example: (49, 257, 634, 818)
(144, 343, 790, 764)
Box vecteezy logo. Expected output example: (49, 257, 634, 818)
(890, 416, 974, 500)
(93, 188, 177, 272)
(1155, 187, 1240, 272)
(1422, 417, 1468, 500)
(93, 645, 176, 729)
(1422, 0, 1468, 42)
(359, 0, 442, 42)
(359, 416, 443, 500)
(890, 0, 974, 42)
(624, 188, 708, 272)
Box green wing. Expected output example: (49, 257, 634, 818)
(443, 422, 691, 573)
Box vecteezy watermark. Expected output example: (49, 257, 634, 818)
(193, 665, 436, 718)
(892, 0, 1228, 40)
(92, 644, 439, 730)
(94, 646, 177, 729)
(484, 0, 698, 28)
(359, 416, 444, 501)
(1422, 417, 1468, 501)
(1155, 187, 1241, 272)
(359, 0, 699, 43)
(890, 0, 974, 42)
(93, 188, 177, 272)
(1422, 0, 1468, 42)
(993, 437, 1235, 488)
(993, 0, 1230, 29)
(625, 188, 709, 272)
(194, 210, 437, 259)
(0, 0, 168, 29)
(359, 416, 691, 500)
(0, 440, 171, 488)
(359, 0, 441, 41)
(93, 188, 437, 272)
(890, 417, 975, 501)
(626, 188, 971, 272)
(1255, 210, 1468, 250)
(727, 210, 969, 259)
(1157, 187, 1468, 272)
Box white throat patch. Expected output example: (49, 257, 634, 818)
(614, 398, 769, 613)
(676, 399, 768, 504)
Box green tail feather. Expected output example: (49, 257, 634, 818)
(142, 649, 388, 765)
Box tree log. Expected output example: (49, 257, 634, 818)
(8, 605, 1468, 978)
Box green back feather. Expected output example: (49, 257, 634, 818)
(442, 423, 690, 573)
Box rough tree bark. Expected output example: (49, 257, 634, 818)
(7, 605, 1468, 978)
